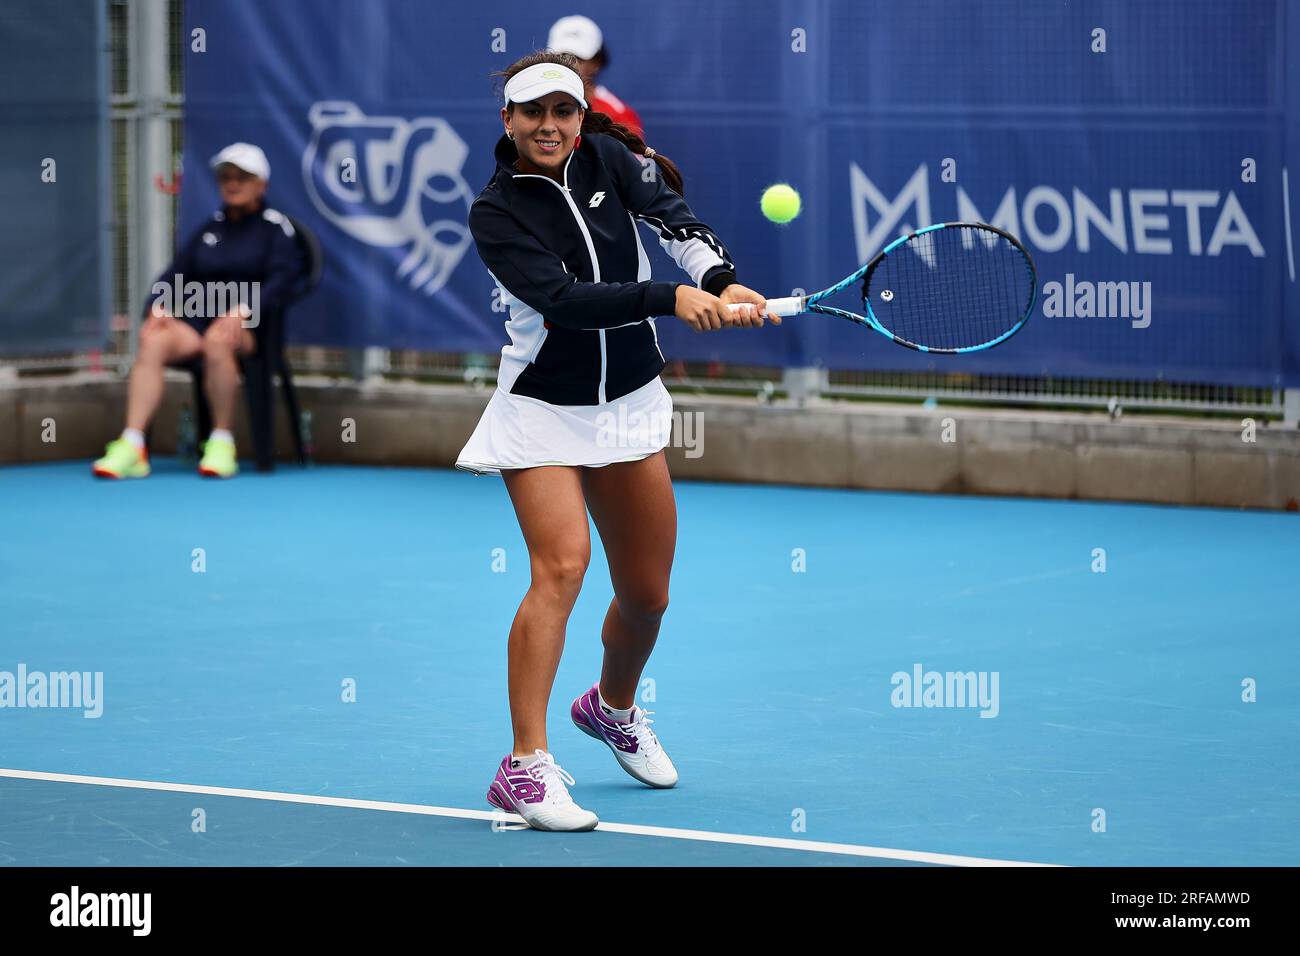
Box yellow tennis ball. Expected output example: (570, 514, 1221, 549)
(760, 184, 801, 224)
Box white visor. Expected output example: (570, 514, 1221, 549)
(503, 63, 588, 110)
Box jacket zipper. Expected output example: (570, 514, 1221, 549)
(514, 155, 608, 404)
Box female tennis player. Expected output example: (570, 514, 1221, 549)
(461, 51, 774, 831)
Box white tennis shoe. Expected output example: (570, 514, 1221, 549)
(486, 750, 599, 832)
(570, 684, 679, 788)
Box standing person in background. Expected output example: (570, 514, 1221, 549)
(548, 15, 644, 138)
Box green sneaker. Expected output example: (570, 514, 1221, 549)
(198, 437, 239, 478)
(92, 438, 150, 479)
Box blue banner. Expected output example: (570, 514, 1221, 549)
(0, 0, 110, 356)
(181, 0, 1300, 386)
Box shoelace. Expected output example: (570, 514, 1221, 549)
(619, 709, 663, 758)
(526, 750, 578, 806)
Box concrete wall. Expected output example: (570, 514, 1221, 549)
(660, 398, 1300, 509)
(2, 372, 1297, 510)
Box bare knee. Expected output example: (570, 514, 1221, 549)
(532, 554, 589, 605)
(617, 588, 669, 626)
(202, 342, 235, 364)
(202, 333, 239, 364)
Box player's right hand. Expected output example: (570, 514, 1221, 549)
(674, 285, 729, 333)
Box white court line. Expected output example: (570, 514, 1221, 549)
(0, 767, 1058, 867)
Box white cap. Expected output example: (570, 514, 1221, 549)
(548, 15, 603, 61)
(503, 62, 588, 109)
(209, 142, 270, 181)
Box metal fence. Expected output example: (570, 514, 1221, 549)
(1, 0, 1293, 425)
(110, 0, 184, 368)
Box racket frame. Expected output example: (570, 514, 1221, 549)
(757, 221, 1038, 354)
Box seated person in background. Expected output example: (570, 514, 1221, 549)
(93, 142, 305, 480)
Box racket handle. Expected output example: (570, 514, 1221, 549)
(725, 296, 804, 318)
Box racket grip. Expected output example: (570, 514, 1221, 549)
(725, 296, 804, 318)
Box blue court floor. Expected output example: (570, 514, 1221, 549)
(1, 459, 1296, 866)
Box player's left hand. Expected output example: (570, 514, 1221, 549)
(719, 284, 780, 327)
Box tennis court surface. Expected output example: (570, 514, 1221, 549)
(1, 460, 1295, 866)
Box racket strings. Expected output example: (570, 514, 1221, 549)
(860, 226, 1034, 351)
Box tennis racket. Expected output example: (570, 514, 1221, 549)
(727, 221, 1037, 353)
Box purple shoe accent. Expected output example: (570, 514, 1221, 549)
(571, 685, 639, 754)
(486, 754, 547, 811)
(487, 782, 512, 812)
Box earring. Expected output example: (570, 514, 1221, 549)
(507, 131, 514, 141)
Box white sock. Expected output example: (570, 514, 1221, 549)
(510, 752, 542, 769)
(209, 428, 234, 444)
(121, 428, 145, 449)
(598, 689, 635, 722)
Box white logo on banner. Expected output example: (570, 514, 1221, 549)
(850, 162, 1265, 264)
(302, 101, 475, 294)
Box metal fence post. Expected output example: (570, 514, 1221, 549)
(347, 346, 389, 383)
(129, 0, 172, 368)
(781, 366, 828, 406)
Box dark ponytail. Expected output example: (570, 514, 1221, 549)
(581, 109, 684, 196)
(493, 51, 685, 196)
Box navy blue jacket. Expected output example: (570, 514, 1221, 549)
(145, 203, 305, 327)
(469, 132, 737, 405)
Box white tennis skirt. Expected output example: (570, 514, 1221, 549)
(455, 376, 674, 476)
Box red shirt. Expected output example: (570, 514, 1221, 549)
(591, 84, 644, 139)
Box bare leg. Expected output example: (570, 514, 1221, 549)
(501, 465, 591, 757)
(580, 452, 677, 710)
(124, 320, 203, 432)
(202, 325, 256, 432)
